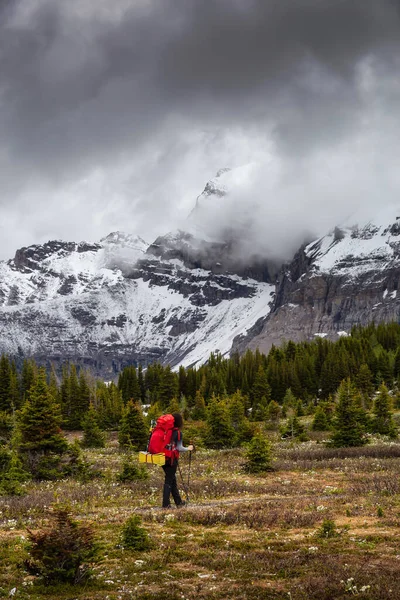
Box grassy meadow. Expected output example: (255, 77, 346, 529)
(2, 430, 400, 600)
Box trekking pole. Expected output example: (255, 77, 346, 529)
(187, 450, 192, 490)
(177, 461, 190, 503)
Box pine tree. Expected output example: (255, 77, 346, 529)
(329, 379, 368, 447)
(312, 406, 329, 431)
(67, 365, 83, 429)
(185, 369, 198, 403)
(20, 359, 37, 405)
(48, 367, 60, 406)
(191, 391, 207, 420)
(251, 367, 271, 407)
(16, 368, 70, 478)
(228, 390, 253, 444)
(146, 401, 163, 425)
(118, 366, 141, 404)
(377, 351, 393, 388)
(265, 400, 281, 430)
(295, 399, 305, 417)
(17, 368, 68, 454)
(0, 355, 11, 412)
(25, 507, 100, 584)
(166, 397, 180, 414)
(81, 405, 105, 448)
(9, 362, 20, 411)
(371, 383, 397, 438)
(178, 366, 187, 398)
(202, 397, 235, 449)
(281, 388, 297, 417)
(158, 366, 179, 409)
(394, 348, 400, 379)
(252, 395, 269, 421)
(78, 371, 92, 418)
(118, 400, 148, 450)
(96, 382, 124, 429)
(245, 433, 273, 473)
(228, 390, 246, 428)
(0, 410, 14, 443)
(60, 364, 83, 429)
(281, 415, 306, 439)
(282, 388, 297, 408)
(356, 363, 374, 399)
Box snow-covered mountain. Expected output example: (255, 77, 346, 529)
(0, 177, 275, 375)
(2, 167, 400, 376)
(238, 205, 400, 354)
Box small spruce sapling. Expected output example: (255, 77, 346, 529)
(244, 433, 273, 473)
(318, 519, 338, 538)
(312, 406, 330, 431)
(281, 415, 308, 440)
(121, 515, 152, 551)
(0, 449, 29, 496)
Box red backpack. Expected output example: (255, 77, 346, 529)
(148, 414, 180, 460)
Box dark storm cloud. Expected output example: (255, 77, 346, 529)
(0, 0, 399, 258)
(1, 0, 399, 177)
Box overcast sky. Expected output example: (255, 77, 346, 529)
(0, 0, 399, 260)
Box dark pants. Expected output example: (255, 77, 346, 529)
(162, 462, 183, 507)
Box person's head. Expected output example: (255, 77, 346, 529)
(172, 413, 183, 429)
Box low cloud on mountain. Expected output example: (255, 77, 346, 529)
(0, 0, 399, 258)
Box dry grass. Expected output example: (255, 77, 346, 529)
(1, 440, 400, 599)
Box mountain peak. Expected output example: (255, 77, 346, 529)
(100, 231, 148, 251)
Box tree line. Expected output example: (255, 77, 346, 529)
(1, 321, 400, 491)
(2, 321, 400, 421)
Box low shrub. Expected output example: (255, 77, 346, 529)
(318, 519, 338, 538)
(117, 456, 149, 482)
(25, 506, 101, 584)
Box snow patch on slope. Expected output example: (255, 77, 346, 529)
(0, 230, 274, 370)
(0, 233, 148, 306)
(305, 205, 400, 276)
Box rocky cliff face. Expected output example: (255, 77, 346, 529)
(237, 207, 400, 354)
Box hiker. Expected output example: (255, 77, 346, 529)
(161, 413, 194, 509)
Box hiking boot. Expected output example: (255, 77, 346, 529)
(176, 501, 187, 508)
(162, 505, 173, 509)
